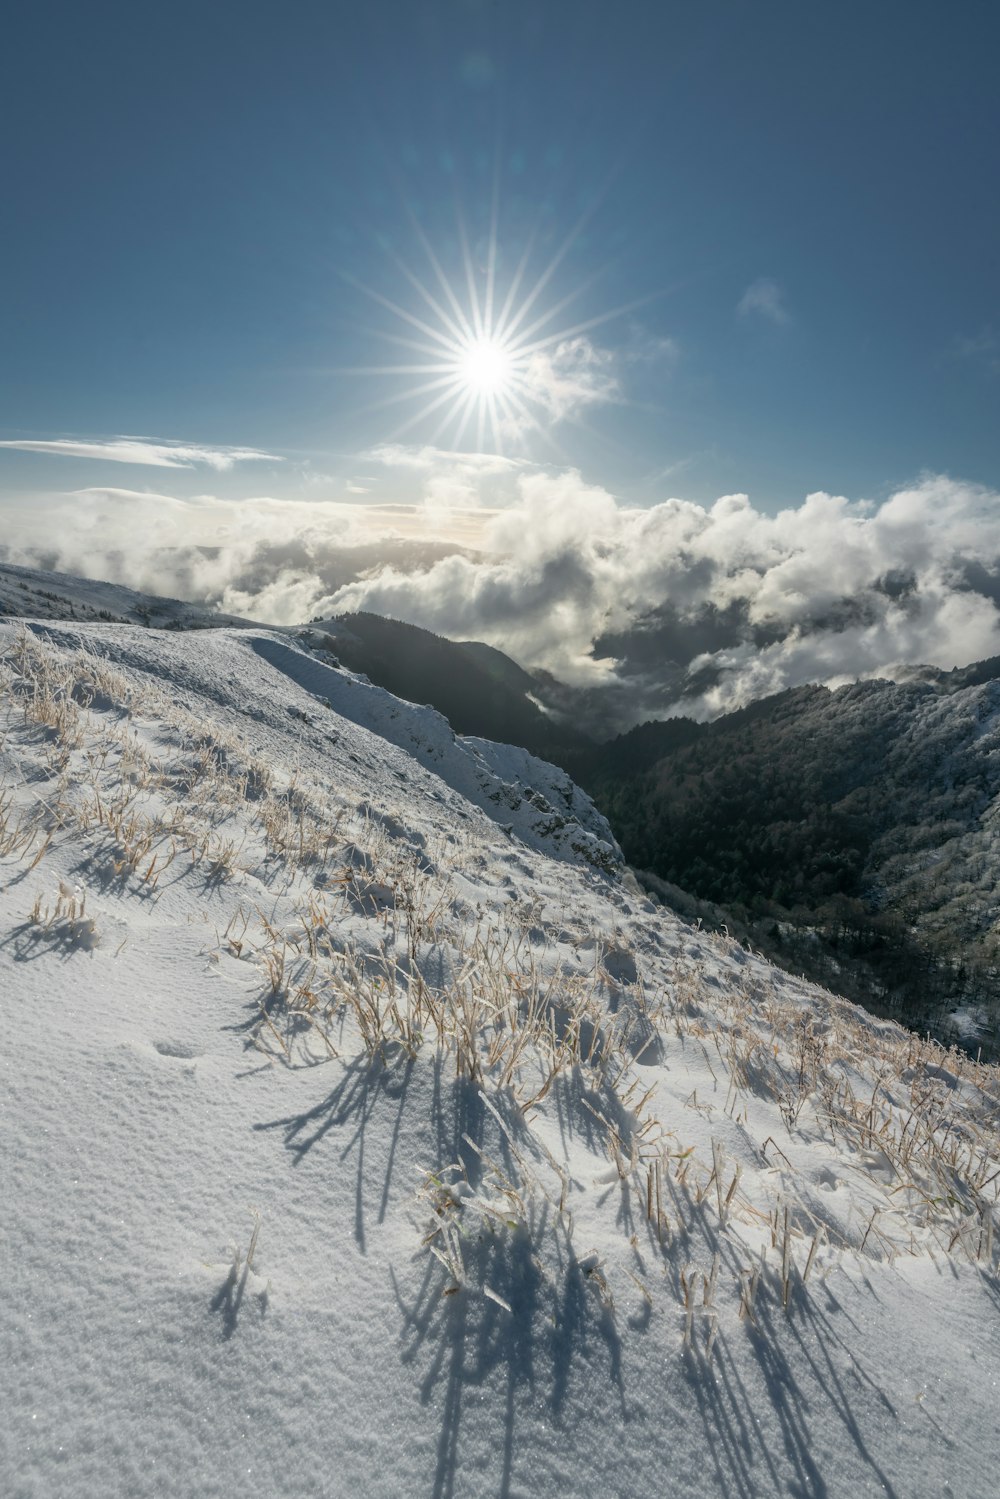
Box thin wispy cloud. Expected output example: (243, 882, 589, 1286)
(622, 326, 680, 366)
(367, 444, 522, 474)
(737, 278, 790, 326)
(518, 336, 621, 422)
(0, 437, 282, 470)
(952, 327, 1000, 373)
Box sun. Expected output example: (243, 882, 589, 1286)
(460, 337, 513, 397)
(340, 207, 649, 453)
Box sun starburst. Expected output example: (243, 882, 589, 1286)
(338, 207, 656, 455)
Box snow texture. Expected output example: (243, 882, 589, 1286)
(1, 619, 998, 1499)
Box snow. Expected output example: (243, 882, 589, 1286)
(2, 619, 999, 1499)
(0, 558, 255, 632)
(242, 629, 620, 869)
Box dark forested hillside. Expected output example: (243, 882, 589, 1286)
(574, 668, 1000, 1058)
(304, 612, 589, 760)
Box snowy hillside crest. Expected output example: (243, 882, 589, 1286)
(2, 619, 999, 1499)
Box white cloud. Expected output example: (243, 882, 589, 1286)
(0, 484, 485, 627)
(737, 278, 790, 326)
(364, 444, 524, 512)
(320, 471, 1000, 713)
(0, 437, 282, 469)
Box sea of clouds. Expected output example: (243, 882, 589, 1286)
(4, 463, 1000, 733)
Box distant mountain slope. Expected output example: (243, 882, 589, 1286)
(246, 629, 619, 870)
(453, 637, 541, 693)
(0, 559, 255, 631)
(1, 565, 593, 758)
(578, 668, 1000, 1055)
(304, 611, 589, 758)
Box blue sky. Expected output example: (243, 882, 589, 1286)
(2, 0, 998, 516)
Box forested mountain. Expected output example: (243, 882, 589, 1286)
(306, 617, 1000, 1056)
(574, 667, 1000, 1057)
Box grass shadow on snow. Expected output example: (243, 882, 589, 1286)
(403, 1069, 625, 1498)
(209, 1249, 264, 1342)
(0, 914, 100, 960)
(253, 1048, 415, 1252)
(392, 1211, 624, 1499)
(254, 1051, 625, 1498)
(680, 1275, 903, 1499)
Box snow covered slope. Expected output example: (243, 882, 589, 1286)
(2, 620, 999, 1499)
(0, 558, 255, 631)
(244, 629, 620, 870)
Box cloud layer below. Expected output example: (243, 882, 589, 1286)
(3, 463, 1000, 733)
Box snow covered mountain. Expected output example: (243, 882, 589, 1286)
(0, 561, 589, 760)
(2, 615, 999, 1499)
(0, 557, 256, 631)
